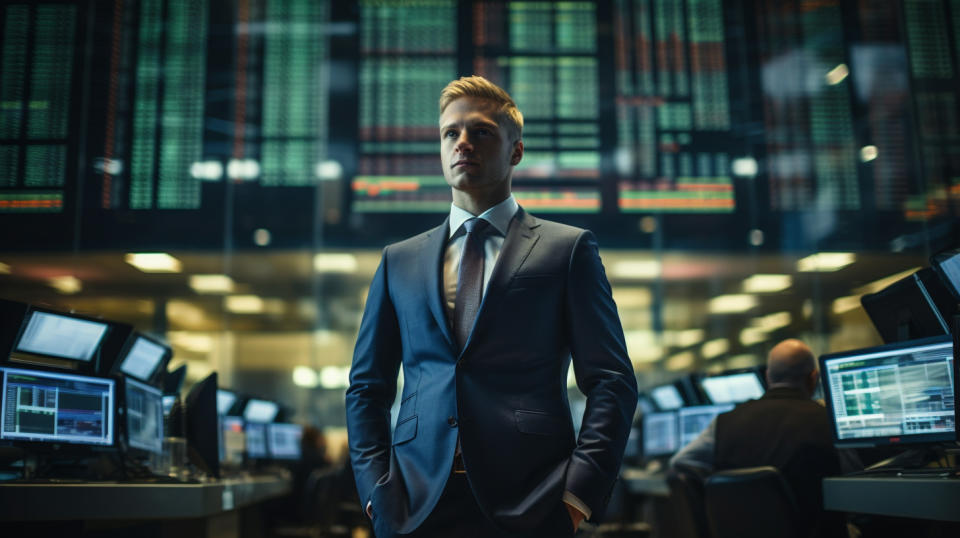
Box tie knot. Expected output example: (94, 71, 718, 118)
(462, 218, 490, 235)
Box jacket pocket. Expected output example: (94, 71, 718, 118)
(514, 409, 565, 436)
(392, 415, 418, 445)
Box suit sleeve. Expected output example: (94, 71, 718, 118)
(345, 247, 402, 509)
(563, 231, 638, 520)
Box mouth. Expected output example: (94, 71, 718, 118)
(452, 160, 478, 168)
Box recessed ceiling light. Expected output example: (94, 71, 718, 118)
(709, 294, 758, 314)
(743, 274, 792, 293)
(313, 253, 358, 273)
(125, 252, 182, 273)
(796, 252, 855, 272)
(189, 274, 235, 294)
(225, 295, 264, 314)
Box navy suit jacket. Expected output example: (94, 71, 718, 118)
(346, 208, 638, 535)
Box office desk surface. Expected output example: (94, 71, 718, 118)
(823, 476, 960, 522)
(0, 474, 290, 521)
(621, 468, 670, 496)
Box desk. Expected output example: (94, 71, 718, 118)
(621, 468, 669, 497)
(823, 476, 960, 522)
(0, 474, 291, 537)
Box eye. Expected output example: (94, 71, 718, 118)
(443, 129, 458, 139)
(476, 128, 491, 136)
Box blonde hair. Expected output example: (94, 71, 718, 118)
(439, 76, 523, 141)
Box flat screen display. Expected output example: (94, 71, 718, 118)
(0, 367, 114, 446)
(243, 399, 279, 423)
(245, 422, 268, 459)
(162, 395, 176, 416)
(119, 336, 167, 381)
(699, 372, 765, 404)
(15, 311, 109, 362)
(651, 385, 685, 410)
(820, 336, 955, 447)
(217, 390, 237, 416)
(268, 423, 303, 460)
(221, 416, 245, 464)
(642, 411, 679, 457)
(125, 377, 164, 454)
(678, 404, 735, 447)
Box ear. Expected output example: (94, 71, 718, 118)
(510, 140, 524, 166)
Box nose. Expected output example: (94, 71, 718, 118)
(455, 131, 473, 153)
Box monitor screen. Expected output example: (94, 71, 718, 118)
(217, 390, 237, 416)
(15, 311, 109, 362)
(245, 422, 268, 459)
(820, 336, 956, 447)
(642, 411, 679, 458)
(162, 395, 176, 416)
(124, 377, 164, 454)
(678, 404, 735, 447)
(119, 336, 168, 381)
(221, 416, 245, 465)
(932, 248, 960, 301)
(268, 423, 303, 460)
(243, 399, 279, 423)
(651, 385, 685, 410)
(699, 372, 765, 404)
(0, 367, 114, 446)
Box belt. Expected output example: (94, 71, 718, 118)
(452, 452, 467, 474)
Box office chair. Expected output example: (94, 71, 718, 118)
(664, 464, 711, 538)
(704, 466, 803, 538)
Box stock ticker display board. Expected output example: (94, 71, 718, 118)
(0, 0, 958, 250)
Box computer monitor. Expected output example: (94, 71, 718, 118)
(0, 366, 114, 446)
(217, 389, 238, 416)
(184, 372, 220, 478)
(931, 248, 960, 301)
(162, 395, 176, 417)
(243, 398, 279, 423)
(698, 370, 766, 404)
(123, 376, 164, 455)
(268, 423, 303, 460)
(650, 384, 685, 411)
(820, 336, 956, 448)
(13, 309, 110, 363)
(220, 416, 245, 465)
(861, 268, 952, 343)
(678, 404, 735, 447)
(642, 411, 679, 458)
(245, 422, 268, 459)
(117, 334, 171, 384)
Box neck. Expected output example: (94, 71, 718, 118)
(451, 187, 511, 216)
(767, 383, 810, 396)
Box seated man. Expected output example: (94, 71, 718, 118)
(670, 338, 851, 538)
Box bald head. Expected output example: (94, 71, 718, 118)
(765, 339, 817, 394)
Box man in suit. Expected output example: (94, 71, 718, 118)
(670, 339, 849, 538)
(346, 76, 638, 537)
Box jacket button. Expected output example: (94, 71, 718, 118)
(447, 416, 457, 427)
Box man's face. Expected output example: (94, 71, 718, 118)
(439, 96, 522, 198)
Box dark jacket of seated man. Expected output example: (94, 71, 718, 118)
(670, 338, 851, 538)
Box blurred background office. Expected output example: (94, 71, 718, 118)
(0, 0, 958, 526)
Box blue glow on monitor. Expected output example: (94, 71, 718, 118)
(0, 367, 114, 446)
(16, 311, 108, 362)
(125, 377, 164, 454)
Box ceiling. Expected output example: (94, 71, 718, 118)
(0, 248, 927, 384)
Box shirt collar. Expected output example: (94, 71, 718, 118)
(448, 195, 519, 238)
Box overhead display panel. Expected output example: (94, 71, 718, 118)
(0, 0, 956, 251)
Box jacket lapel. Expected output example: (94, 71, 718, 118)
(459, 207, 541, 355)
(422, 217, 455, 350)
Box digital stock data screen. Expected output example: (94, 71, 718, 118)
(124, 376, 164, 454)
(821, 337, 956, 447)
(0, 0, 957, 249)
(677, 403, 734, 447)
(642, 410, 678, 457)
(0, 367, 114, 446)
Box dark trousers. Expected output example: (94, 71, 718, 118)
(397, 473, 575, 538)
